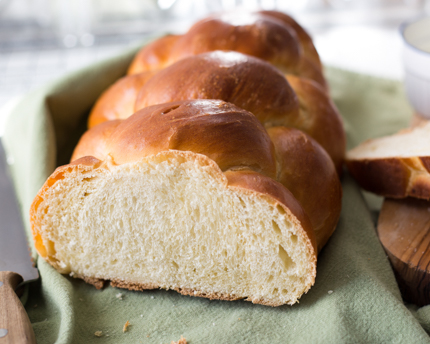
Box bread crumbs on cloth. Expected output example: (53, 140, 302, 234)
(94, 331, 102, 337)
(171, 335, 187, 344)
(123, 320, 130, 333)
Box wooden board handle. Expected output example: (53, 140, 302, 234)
(0, 271, 36, 344)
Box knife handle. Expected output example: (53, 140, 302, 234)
(0, 271, 36, 344)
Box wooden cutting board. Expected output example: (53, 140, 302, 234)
(377, 197, 430, 306)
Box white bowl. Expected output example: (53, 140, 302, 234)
(401, 16, 430, 118)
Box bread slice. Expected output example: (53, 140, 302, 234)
(31, 100, 319, 306)
(346, 121, 430, 199)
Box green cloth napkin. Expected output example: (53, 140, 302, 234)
(4, 47, 430, 343)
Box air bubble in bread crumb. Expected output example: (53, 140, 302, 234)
(328, 290, 333, 294)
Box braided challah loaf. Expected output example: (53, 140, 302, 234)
(32, 100, 340, 306)
(30, 10, 344, 306)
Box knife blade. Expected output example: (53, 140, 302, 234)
(0, 138, 38, 343)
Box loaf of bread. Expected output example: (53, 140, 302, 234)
(30, 10, 345, 306)
(31, 100, 338, 306)
(346, 121, 430, 199)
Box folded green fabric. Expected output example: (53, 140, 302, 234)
(4, 48, 430, 343)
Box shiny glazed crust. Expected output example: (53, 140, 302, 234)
(347, 157, 430, 199)
(88, 72, 154, 128)
(127, 10, 326, 88)
(89, 51, 345, 173)
(267, 127, 342, 249)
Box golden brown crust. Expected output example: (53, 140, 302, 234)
(69, 272, 302, 306)
(110, 279, 158, 291)
(71, 120, 122, 162)
(77, 100, 278, 179)
(174, 287, 244, 302)
(257, 10, 321, 68)
(131, 52, 342, 170)
(89, 51, 343, 171)
(267, 127, 342, 251)
(346, 157, 430, 200)
(421, 157, 430, 173)
(134, 51, 300, 126)
(171, 13, 301, 70)
(127, 35, 180, 75)
(82, 276, 106, 290)
(285, 75, 345, 174)
(128, 11, 325, 88)
(130, 13, 296, 71)
(88, 72, 154, 128)
(69, 156, 103, 168)
(68, 274, 295, 306)
(295, 56, 327, 90)
(346, 158, 410, 197)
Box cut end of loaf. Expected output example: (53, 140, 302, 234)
(31, 151, 316, 306)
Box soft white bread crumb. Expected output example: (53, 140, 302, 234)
(31, 152, 316, 306)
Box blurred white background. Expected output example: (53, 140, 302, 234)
(0, 0, 429, 107)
